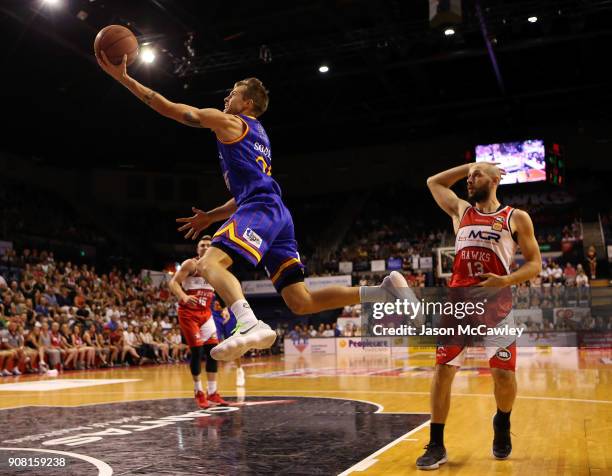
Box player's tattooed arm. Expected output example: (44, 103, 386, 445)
(142, 90, 157, 106)
(118, 75, 235, 130)
(182, 111, 204, 128)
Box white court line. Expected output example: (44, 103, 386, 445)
(242, 389, 612, 405)
(0, 388, 608, 411)
(337, 420, 431, 476)
(0, 394, 390, 413)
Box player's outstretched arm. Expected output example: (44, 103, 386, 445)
(168, 259, 199, 305)
(426, 164, 472, 223)
(96, 52, 241, 133)
(176, 199, 237, 240)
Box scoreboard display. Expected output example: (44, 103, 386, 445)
(475, 139, 565, 186)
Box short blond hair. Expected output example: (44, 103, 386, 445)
(234, 78, 269, 117)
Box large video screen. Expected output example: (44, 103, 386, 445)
(475, 139, 546, 184)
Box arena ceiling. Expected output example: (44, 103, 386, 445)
(1, 0, 612, 168)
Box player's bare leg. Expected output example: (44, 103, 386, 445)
(196, 247, 276, 361)
(416, 364, 457, 470)
(281, 271, 416, 315)
(281, 282, 360, 315)
(491, 368, 516, 459)
(196, 247, 243, 306)
(199, 246, 414, 360)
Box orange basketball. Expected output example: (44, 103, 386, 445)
(94, 25, 139, 66)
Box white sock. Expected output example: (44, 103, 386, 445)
(194, 380, 203, 393)
(207, 380, 217, 395)
(230, 299, 257, 327)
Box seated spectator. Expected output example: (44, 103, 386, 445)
(576, 265, 589, 287)
(515, 283, 530, 309)
(0, 340, 15, 377)
(101, 327, 119, 367)
(36, 322, 59, 370)
(122, 324, 141, 366)
(48, 322, 68, 370)
(1, 320, 32, 374)
(70, 324, 95, 370)
(25, 325, 48, 373)
(83, 324, 109, 367)
(550, 262, 563, 285)
(168, 328, 187, 361)
(563, 262, 577, 285)
(152, 327, 170, 363)
(138, 324, 159, 364)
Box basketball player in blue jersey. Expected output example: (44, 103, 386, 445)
(97, 53, 414, 361)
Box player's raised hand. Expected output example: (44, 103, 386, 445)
(489, 162, 507, 177)
(96, 51, 128, 82)
(176, 207, 213, 240)
(181, 295, 199, 306)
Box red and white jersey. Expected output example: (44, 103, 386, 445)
(178, 258, 215, 318)
(450, 205, 517, 288)
(50, 332, 62, 348)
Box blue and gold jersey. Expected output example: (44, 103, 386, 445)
(216, 114, 282, 205)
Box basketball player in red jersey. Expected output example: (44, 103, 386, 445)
(417, 162, 541, 470)
(169, 236, 229, 409)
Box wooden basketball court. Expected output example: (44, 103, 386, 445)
(0, 349, 610, 475)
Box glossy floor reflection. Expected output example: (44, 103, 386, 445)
(0, 348, 610, 475)
(0, 397, 428, 476)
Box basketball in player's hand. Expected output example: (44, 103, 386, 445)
(94, 25, 139, 66)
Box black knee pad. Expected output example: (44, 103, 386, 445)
(203, 344, 217, 373)
(189, 346, 203, 376)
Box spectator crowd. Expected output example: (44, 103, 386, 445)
(0, 247, 187, 376)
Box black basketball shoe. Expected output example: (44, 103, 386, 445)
(492, 416, 512, 459)
(416, 443, 448, 470)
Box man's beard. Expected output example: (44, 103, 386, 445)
(468, 186, 491, 203)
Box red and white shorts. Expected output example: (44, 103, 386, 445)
(436, 342, 516, 371)
(178, 312, 218, 348)
(436, 311, 517, 371)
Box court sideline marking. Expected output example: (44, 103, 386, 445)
(0, 388, 609, 409)
(337, 420, 431, 476)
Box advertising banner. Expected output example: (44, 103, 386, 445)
(553, 307, 590, 325)
(577, 331, 612, 348)
(387, 257, 403, 270)
(419, 257, 433, 270)
(514, 308, 543, 324)
(339, 261, 353, 273)
(371, 260, 386, 272)
(283, 338, 336, 356)
(336, 337, 391, 356)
